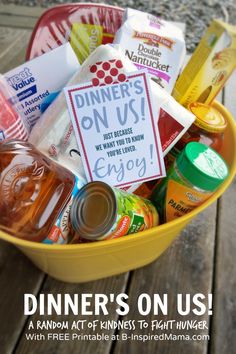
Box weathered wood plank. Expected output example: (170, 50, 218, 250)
(0, 241, 45, 354)
(0, 5, 45, 29)
(15, 274, 129, 354)
(0, 4, 185, 34)
(0, 26, 45, 354)
(0, 27, 31, 72)
(113, 204, 217, 354)
(210, 74, 236, 354)
(223, 71, 236, 121)
(210, 178, 236, 354)
(0, 4, 45, 18)
(0, 15, 39, 30)
(0, 27, 23, 60)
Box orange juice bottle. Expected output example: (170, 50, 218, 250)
(0, 139, 84, 243)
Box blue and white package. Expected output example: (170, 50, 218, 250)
(40, 91, 60, 113)
(4, 43, 80, 130)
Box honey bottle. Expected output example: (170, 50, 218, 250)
(0, 140, 84, 243)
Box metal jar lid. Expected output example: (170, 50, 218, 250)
(188, 102, 227, 133)
(70, 181, 117, 240)
(176, 142, 229, 192)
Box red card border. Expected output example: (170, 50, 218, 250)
(67, 72, 164, 187)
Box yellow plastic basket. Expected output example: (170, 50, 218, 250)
(0, 101, 235, 283)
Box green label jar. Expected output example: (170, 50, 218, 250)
(151, 142, 229, 222)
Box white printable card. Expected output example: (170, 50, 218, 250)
(64, 71, 165, 188)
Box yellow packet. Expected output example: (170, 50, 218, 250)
(173, 19, 236, 106)
(70, 23, 103, 64)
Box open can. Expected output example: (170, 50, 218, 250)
(70, 181, 159, 241)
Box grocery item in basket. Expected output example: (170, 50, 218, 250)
(5, 43, 80, 130)
(151, 142, 229, 223)
(0, 76, 29, 142)
(73, 44, 135, 82)
(70, 181, 159, 241)
(165, 102, 227, 170)
(0, 140, 85, 243)
(29, 45, 195, 178)
(26, 3, 124, 60)
(70, 23, 103, 63)
(114, 8, 186, 93)
(40, 91, 60, 113)
(128, 179, 158, 199)
(173, 19, 236, 106)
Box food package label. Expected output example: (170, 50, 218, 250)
(70, 24, 104, 63)
(114, 9, 186, 93)
(5, 42, 80, 129)
(173, 19, 236, 106)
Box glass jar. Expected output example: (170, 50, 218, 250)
(0, 140, 84, 243)
(151, 142, 229, 223)
(165, 102, 227, 170)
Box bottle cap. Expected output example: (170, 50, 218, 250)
(176, 142, 229, 191)
(189, 102, 227, 133)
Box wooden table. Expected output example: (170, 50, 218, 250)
(0, 5, 236, 354)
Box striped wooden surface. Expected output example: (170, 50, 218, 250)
(0, 6, 235, 354)
(0, 4, 44, 29)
